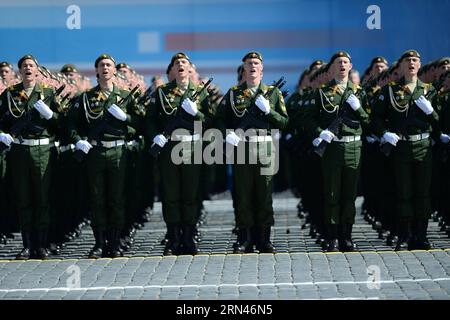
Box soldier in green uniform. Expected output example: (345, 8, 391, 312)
(145, 52, 213, 255)
(0, 61, 16, 244)
(0, 61, 16, 87)
(361, 57, 389, 236)
(435, 70, 450, 236)
(67, 54, 141, 258)
(304, 51, 370, 252)
(372, 50, 439, 251)
(0, 55, 62, 259)
(290, 60, 325, 241)
(216, 52, 288, 254)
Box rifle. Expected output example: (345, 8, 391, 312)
(314, 87, 361, 158)
(0, 84, 66, 154)
(73, 85, 140, 162)
(380, 84, 437, 157)
(236, 77, 286, 132)
(148, 78, 213, 157)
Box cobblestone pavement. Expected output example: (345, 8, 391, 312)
(0, 195, 449, 300)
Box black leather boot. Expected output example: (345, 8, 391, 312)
(415, 219, 431, 250)
(35, 231, 49, 260)
(326, 224, 340, 252)
(164, 225, 181, 256)
(16, 231, 32, 260)
(340, 224, 356, 252)
(233, 228, 254, 254)
(395, 219, 411, 251)
(109, 229, 123, 258)
(88, 229, 105, 259)
(256, 226, 275, 253)
(181, 225, 198, 255)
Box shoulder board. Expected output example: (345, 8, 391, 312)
(41, 84, 51, 89)
(388, 81, 397, 86)
(231, 86, 238, 90)
(320, 84, 326, 88)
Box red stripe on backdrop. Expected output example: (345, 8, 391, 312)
(165, 29, 383, 51)
(81, 65, 306, 77)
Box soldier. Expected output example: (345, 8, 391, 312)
(372, 50, 439, 250)
(349, 69, 361, 86)
(360, 57, 389, 237)
(435, 70, 450, 237)
(0, 55, 62, 259)
(0, 62, 17, 87)
(67, 54, 141, 258)
(304, 51, 370, 252)
(145, 52, 213, 255)
(290, 60, 326, 242)
(47, 63, 88, 254)
(216, 52, 288, 254)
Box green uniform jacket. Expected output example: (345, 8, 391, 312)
(67, 84, 141, 143)
(145, 80, 213, 141)
(216, 82, 288, 134)
(303, 80, 370, 139)
(371, 78, 439, 139)
(435, 89, 450, 134)
(0, 82, 60, 139)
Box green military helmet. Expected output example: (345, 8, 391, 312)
(95, 53, 116, 68)
(60, 63, 78, 74)
(116, 62, 132, 70)
(308, 59, 324, 70)
(438, 57, 450, 68)
(369, 56, 388, 69)
(399, 49, 421, 62)
(329, 51, 351, 65)
(242, 51, 263, 62)
(0, 61, 14, 70)
(17, 54, 39, 69)
(170, 52, 191, 66)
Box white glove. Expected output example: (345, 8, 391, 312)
(312, 137, 323, 147)
(0, 133, 14, 146)
(382, 132, 400, 146)
(181, 98, 198, 116)
(319, 129, 335, 143)
(153, 134, 168, 147)
(33, 100, 53, 120)
(107, 104, 127, 121)
(366, 136, 376, 143)
(440, 133, 450, 144)
(285, 133, 293, 141)
(255, 95, 270, 115)
(414, 95, 434, 115)
(346, 94, 361, 111)
(225, 131, 241, 146)
(75, 140, 92, 154)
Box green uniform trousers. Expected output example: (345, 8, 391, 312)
(391, 139, 432, 220)
(232, 141, 275, 228)
(9, 144, 52, 232)
(159, 140, 201, 226)
(86, 145, 127, 230)
(321, 140, 361, 225)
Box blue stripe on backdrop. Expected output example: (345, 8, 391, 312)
(0, 0, 449, 92)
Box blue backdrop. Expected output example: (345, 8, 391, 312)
(0, 0, 449, 92)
